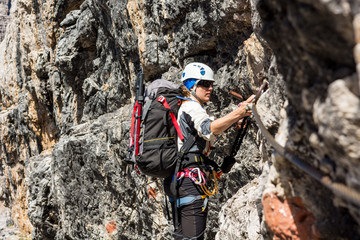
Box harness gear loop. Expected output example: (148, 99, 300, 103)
(200, 170, 218, 197)
(177, 168, 205, 185)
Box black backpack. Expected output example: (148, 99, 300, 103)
(127, 79, 195, 178)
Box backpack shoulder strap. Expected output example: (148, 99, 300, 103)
(157, 95, 184, 140)
(178, 131, 197, 156)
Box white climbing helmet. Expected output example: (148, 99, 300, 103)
(181, 62, 215, 82)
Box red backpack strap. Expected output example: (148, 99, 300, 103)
(157, 96, 184, 141)
(130, 101, 138, 147)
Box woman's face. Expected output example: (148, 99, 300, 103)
(194, 80, 213, 103)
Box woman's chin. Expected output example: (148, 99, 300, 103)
(203, 98, 210, 103)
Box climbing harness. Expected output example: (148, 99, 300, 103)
(173, 162, 221, 215)
(177, 168, 205, 185)
(250, 79, 360, 206)
(176, 167, 220, 198)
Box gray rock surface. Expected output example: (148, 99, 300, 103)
(0, 0, 359, 239)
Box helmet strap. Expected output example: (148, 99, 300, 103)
(190, 80, 205, 105)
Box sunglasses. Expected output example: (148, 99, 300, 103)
(197, 80, 213, 88)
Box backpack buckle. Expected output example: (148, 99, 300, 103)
(157, 96, 165, 103)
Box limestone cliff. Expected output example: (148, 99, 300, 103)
(0, 0, 359, 239)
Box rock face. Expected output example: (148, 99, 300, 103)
(0, 0, 359, 239)
(0, 0, 10, 42)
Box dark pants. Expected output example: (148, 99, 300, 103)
(164, 176, 208, 240)
(171, 198, 208, 240)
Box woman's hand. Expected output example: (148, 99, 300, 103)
(235, 118, 247, 129)
(210, 95, 255, 135)
(237, 94, 256, 117)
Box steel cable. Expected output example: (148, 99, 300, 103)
(252, 103, 360, 206)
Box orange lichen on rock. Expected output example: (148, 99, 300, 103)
(106, 221, 117, 234)
(146, 187, 157, 199)
(127, 0, 146, 54)
(262, 193, 320, 240)
(8, 164, 33, 234)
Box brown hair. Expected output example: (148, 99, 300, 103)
(180, 85, 191, 97)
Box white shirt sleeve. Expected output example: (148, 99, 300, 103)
(182, 101, 216, 142)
